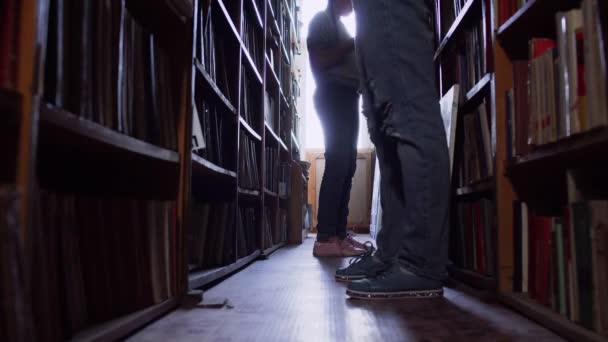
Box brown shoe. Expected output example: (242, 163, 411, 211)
(313, 238, 344, 257)
(339, 238, 367, 257)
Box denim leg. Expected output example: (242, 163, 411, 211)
(354, 0, 450, 280)
(315, 85, 359, 241)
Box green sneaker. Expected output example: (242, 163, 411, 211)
(335, 243, 385, 282)
(346, 263, 443, 299)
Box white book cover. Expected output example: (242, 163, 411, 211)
(439, 84, 461, 177)
(583, 0, 608, 128)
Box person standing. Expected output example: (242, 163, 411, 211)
(336, 0, 450, 298)
(308, 0, 366, 257)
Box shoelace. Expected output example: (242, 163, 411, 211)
(348, 242, 375, 266)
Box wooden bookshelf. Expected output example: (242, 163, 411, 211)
(262, 241, 286, 257)
(265, 122, 288, 152)
(434, 0, 481, 61)
(455, 178, 495, 197)
(491, 0, 608, 340)
(448, 266, 497, 290)
(460, 73, 492, 112)
(497, 0, 582, 59)
(1, 0, 302, 339)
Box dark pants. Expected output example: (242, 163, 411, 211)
(314, 82, 359, 242)
(354, 0, 450, 280)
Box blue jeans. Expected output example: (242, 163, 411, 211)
(354, 0, 450, 280)
(314, 82, 359, 242)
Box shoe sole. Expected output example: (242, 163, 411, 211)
(346, 288, 443, 299)
(334, 274, 366, 282)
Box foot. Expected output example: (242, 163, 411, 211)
(346, 263, 443, 299)
(335, 244, 384, 282)
(345, 234, 370, 250)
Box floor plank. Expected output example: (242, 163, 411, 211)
(129, 236, 563, 341)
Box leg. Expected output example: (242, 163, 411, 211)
(347, 0, 450, 297)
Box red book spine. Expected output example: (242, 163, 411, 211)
(0, 0, 17, 88)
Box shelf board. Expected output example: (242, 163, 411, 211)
(264, 188, 278, 198)
(242, 46, 264, 85)
(195, 62, 237, 115)
(497, 0, 582, 60)
(434, 0, 481, 61)
(40, 104, 180, 164)
(246, 0, 264, 30)
(191, 153, 237, 182)
(188, 250, 261, 289)
(240, 116, 263, 141)
(448, 266, 496, 290)
(499, 292, 606, 342)
(217, 0, 242, 45)
(507, 127, 608, 174)
(265, 55, 281, 89)
(460, 73, 492, 112)
(291, 131, 300, 151)
(455, 178, 495, 197)
(238, 187, 261, 197)
(281, 40, 291, 65)
(71, 298, 178, 342)
(262, 241, 286, 257)
(283, 0, 294, 25)
(265, 122, 288, 152)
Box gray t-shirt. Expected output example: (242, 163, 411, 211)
(307, 10, 359, 89)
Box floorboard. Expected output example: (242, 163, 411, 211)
(129, 235, 563, 341)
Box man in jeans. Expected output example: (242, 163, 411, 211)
(336, 0, 450, 299)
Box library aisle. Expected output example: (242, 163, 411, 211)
(130, 237, 562, 341)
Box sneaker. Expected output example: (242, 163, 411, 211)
(335, 247, 385, 282)
(346, 263, 443, 299)
(338, 238, 367, 257)
(345, 234, 369, 250)
(313, 238, 343, 257)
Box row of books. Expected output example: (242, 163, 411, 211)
(188, 200, 236, 270)
(237, 206, 260, 257)
(451, 198, 496, 276)
(442, 19, 488, 93)
(0, 188, 33, 341)
(30, 191, 177, 341)
(43, 0, 178, 150)
(264, 91, 277, 131)
(243, 8, 264, 71)
(459, 101, 493, 186)
(239, 132, 260, 190)
(197, 2, 234, 103)
(265, 146, 280, 193)
(497, 0, 529, 26)
(263, 206, 275, 249)
(505, 2, 608, 158)
(192, 99, 234, 170)
(0, 0, 18, 89)
(241, 71, 261, 128)
(512, 200, 608, 335)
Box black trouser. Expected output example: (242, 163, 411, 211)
(314, 82, 359, 242)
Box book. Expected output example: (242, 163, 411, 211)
(439, 84, 460, 176)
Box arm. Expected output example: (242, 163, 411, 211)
(309, 38, 355, 71)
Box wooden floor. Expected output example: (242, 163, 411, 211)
(130, 236, 563, 341)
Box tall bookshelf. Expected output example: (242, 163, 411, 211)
(0, 0, 303, 340)
(436, 0, 608, 340)
(435, 0, 499, 291)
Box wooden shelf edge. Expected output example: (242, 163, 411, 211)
(434, 0, 479, 61)
(191, 153, 237, 178)
(507, 127, 608, 172)
(455, 178, 495, 197)
(71, 298, 178, 342)
(264, 188, 278, 197)
(449, 266, 496, 290)
(463, 73, 492, 107)
(238, 187, 261, 197)
(262, 241, 286, 257)
(240, 116, 263, 141)
(247, 0, 264, 30)
(188, 250, 261, 289)
(195, 62, 237, 115)
(265, 55, 281, 88)
(217, 0, 242, 45)
(41, 104, 180, 163)
(242, 46, 264, 85)
(496, 0, 538, 38)
(291, 131, 300, 151)
(499, 292, 607, 342)
(265, 122, 288, 151)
